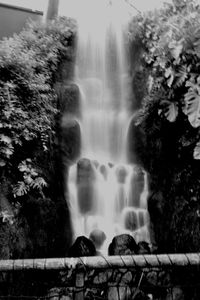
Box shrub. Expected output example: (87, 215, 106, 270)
(128, 0, 200, 252)
(0, 17, 76, 258)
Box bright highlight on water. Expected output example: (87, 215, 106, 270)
(67, 0, 150, 251)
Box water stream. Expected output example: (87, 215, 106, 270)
(67, 0, 150, 251)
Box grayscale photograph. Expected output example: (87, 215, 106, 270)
(0, 0, 199, 299)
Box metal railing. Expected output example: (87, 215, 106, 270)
(0, 253, 200, 299)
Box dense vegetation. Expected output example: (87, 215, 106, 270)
(0, 17, 76, 258)
(1, 0, 200, 259)
(129, 0, 200, 252)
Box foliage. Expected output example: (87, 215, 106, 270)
(128, 0, 200, 252)
(13, 159, 47, 198)
(129, 0, 200, 160)
(0, 17, 76, 258)
(0, 17, 76, 202)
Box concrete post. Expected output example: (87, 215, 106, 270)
(44, 0, 59, 21)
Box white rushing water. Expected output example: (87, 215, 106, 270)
(67, 0, 150, 251)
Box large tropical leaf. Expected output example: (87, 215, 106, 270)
(194, 141, 200, 159)
(184, 81, 200, 128)
(168, 39, 183, 60)
(30, 177, 47, 189)
(159, 100, 178, 122)
(13, 181, 28, 197)
(0, 135, 12, 144)
(174, 65, 189, 88)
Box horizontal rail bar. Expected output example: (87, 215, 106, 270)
(0, 254, 200, 271)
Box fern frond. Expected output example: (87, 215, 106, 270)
(13, 181, 28, 197)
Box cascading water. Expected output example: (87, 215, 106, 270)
(67, 0, 150, 251)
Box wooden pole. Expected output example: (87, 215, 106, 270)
(0, 254, 199, 271)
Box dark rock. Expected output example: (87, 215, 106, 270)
(127, 113, 145, 164)
(93, 160, 99, 168)
(77, 158, 96, 182)
(108, 234, 138, 255)
(99, 164, 108, 179)
(116, 166, 128, 183)
(165, 286, 184, 300)
(68, 236, 96, 257)
(138, 210, 146, 227)
(89, 229, 106, 249)
(61, 118, 81, 164)
(129, 166, 145, 207)
(56, 56, 75, 83)
(62, 83, 80, 116)
(137, 241, 151, 254)
(123, 208, 138, 231)
(148, 191, 164, 218)
(77, 158, 96, 214)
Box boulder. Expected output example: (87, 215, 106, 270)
(108, 234, 138, 255)
(68, 236, 96, 257)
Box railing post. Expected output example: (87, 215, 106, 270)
(75, 270, 84, 300)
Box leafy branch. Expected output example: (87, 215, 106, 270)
(13, 159, 47, 198)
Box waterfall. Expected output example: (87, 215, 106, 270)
(67, 0, 150, 251)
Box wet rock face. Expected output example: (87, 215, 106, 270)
(108, 234, 138, 255)
(116, 166, 128, 183)
(129, 167, 145, 207)
(68, 236, 96, 257)
(127, 113, 147, 168)
(99, 164, 108, 179)
(61, 83, 80, 116)
(77, 158, 96, 214)
(123, 208, 138, 231)
(89, 229, 106, 249)
(59, 83, 81, 165)
(77, 158, 96, 181)
(61, 118, 81, 164)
